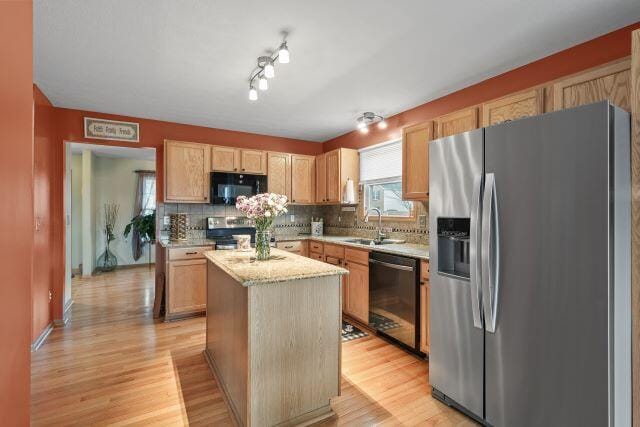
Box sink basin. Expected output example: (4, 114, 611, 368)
(343, 238, 406, 246)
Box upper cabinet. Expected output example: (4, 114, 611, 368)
(481, 89, 544, 126)
(164, 140, 211, 203)
(435, 107, 479, 139)
(315, 153, 327, 203)
(402, 121, 433, 201)
(211, 146, 267, 174)
(316, 148, 359, 204)
(267, 152, 314, 204)
(267, 152, 291, 196)
(290, 155, 315, 204)
(240, 149, 267, 174)
(552, 59, 631, 112)
(211, 146, 239, 172)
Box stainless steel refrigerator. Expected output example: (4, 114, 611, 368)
(428, 101, 631, 427)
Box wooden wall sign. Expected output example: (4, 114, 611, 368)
(84, 117, 139, 142)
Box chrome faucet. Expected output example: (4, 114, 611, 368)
(364, 207, 386, 242)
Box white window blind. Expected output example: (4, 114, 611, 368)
(359, 139, 402, 182)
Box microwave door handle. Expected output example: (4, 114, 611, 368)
(481, 173, 500, 333)
(469, 173, 483, 329)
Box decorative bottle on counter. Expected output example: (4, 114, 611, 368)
(255, 230, 271, 261)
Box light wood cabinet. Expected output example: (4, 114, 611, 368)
(344, 259, 369, 324)
(315, 153, 327, 203)
(290, 155, 315, 204)
(481, 89, 544, 126)
(211, 146, 267, 174)
(240, 149, 267, 174)
(267, 152, 291, 196)
(164, 140, 211, 203)
(167, 258, 207, 317)
(276, 240, 308, 257)
(316, 148, 359, 204)
(420, 260, 430, 354)
(402, 122, 433, 200)
(211, 146, 240, 172)
(435, 106, 479, 138)
(553, 59, 631, 112)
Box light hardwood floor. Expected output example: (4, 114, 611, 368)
(31, 267, 475, 426)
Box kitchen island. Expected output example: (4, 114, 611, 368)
(203, 248, 347, 427)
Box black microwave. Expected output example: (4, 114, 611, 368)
(210, 172, 267, 205)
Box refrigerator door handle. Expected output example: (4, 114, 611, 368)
(469, 174, 483, 329)
(481, 173, 500, 333)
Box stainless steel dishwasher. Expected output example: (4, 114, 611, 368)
(368, 251, 421, 354)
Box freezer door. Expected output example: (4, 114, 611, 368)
(483, 102, 619, 427)
(429, 129, 484, 418)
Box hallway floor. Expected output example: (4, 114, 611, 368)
(31, 267, 474, 426)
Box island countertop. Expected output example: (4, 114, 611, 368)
(203, 248, 348, 286)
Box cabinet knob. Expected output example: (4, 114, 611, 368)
(234, 168, 237, 171)
(242, 168, 245, 171)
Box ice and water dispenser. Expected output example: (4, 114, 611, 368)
(437, 218, 470, 280)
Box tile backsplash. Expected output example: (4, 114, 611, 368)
(157, 200, 428, 245)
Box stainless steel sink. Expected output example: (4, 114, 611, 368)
(343, 238, 406, 246)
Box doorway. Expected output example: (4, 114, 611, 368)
(64, 142, 157, 312)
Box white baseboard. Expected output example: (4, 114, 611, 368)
(31, 323, 53, 352)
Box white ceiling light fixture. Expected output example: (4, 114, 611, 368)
(356, 112, 386, 133)
(247, 37, 291, 101)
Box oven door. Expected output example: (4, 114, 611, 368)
(210, 172, 267, 204)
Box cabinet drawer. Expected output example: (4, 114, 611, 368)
(325, 256, 342, 266)
(344, 247, 369, 266)
(310, 252, 325, 262)
(168, 246, 213, 261)
(420, 260, 430, 283)
(276, 241, 303, 252)
(324, 243, 344, 259)
(309, 241, 324, 253)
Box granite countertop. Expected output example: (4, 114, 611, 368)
(158, 239, 216, 248)
(204, 248, 348, 287)
(276, 234, 430, 260)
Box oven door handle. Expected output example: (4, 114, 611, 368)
(368, 259, 415, 272)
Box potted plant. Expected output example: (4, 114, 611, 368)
(97, 202, 119, 272)
(123, 211, 156, 261)
(235, 193, 288, 260)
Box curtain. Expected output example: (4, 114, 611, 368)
(132, 171, 155, 261)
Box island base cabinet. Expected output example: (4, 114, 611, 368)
(205, 262, 341, 427)
(166, 258, 207, 320)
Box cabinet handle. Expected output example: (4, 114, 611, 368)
(186, 251, 198, 255)
(284, 245, 293, 249)
(344, 262, 348, 267)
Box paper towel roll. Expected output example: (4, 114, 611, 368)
(343, 178, 355, 204)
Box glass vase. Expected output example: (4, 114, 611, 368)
(255, 230, 271, 261)
(97, 241, 118, 272)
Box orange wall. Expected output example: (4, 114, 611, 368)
(0, 1, 33, 425)
(33, 85, 55, 341)
(49, 107, 323, 321)
(324, 22, 640, 151)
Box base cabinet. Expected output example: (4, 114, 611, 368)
(275, 240, 308, 257)
(165, 246, 211, 320)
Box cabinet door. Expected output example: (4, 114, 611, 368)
(402, 122, 433, 200)
(481, 89, 544, 126)
(164, 140, 210, 203)
(553, 59, 631, 112)
(211, 146, 240, 172)
(315, 153, 327, 203)
(420, 283, 430, 354)
(167, 258, 207, 314)
(345, 261, 369, 324)
(290, 155, 315, 204)
(240, 149, 267, 174)
(325, 149, 341, 203)
(267, 152, 291, 198)
(435, 107, 479, 139)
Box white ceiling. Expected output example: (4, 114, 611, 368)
(36, 0, 640, 142)
(70, 142, 156, 161)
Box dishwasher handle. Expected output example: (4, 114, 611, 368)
(369, 259, 415, 272)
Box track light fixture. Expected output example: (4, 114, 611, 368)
(247, 38, 291, 101)
(356, 112, 386, 133)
